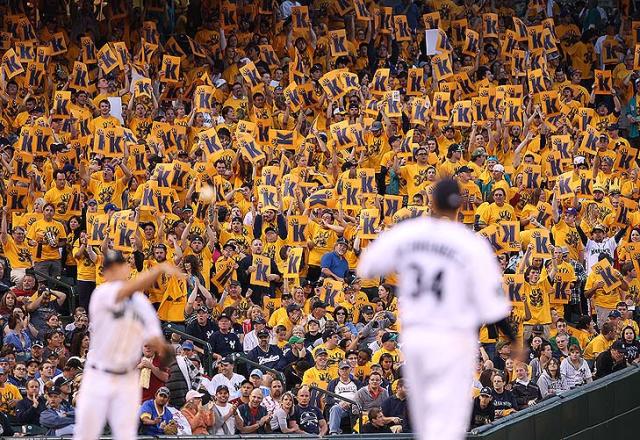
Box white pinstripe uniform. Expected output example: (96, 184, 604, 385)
(73, 281, 162, 440)
(358, 216, 511, 440)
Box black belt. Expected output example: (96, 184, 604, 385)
(88, 364, 132, 376)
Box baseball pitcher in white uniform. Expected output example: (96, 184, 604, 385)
(73, 250, 182, 440)
(358, 179, 515, 440)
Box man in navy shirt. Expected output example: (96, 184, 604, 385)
(290, 386, 327, 435)
(320, 238, 349, 281)
(246, 329, 284, 369)
(211, 312, 242, 361)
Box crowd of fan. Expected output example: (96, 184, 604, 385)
(0, 0, 639, 437)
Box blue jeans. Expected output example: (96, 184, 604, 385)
(328, 404, 349, 434)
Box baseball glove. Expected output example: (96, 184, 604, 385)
(163, 420, 178, 435)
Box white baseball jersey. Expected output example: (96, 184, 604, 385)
(86, 281, 162, 371)
(584, 237, 617, 273)
(358, 217, 511, 332)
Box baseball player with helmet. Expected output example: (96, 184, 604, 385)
(358, 178, 516, 440)
(73, 250, 183, 440)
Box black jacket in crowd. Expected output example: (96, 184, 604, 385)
(511, 380, 541, 410)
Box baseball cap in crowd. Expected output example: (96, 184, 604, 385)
(532, 324, 544, 334)
(219, 356, 234, 365)
(103, 203, 119, 213)
(573, 156, 586, 166)
(456, 165, 473, 175)
(371, 121, 383, 132)
(289, 335, 305, 344)
(257, 329, 270, 338)
(191, 235, 204, 244)
(218, 312, 231, 321)
(471, 147, 486, 158)
(336, 237, 348, 246)
(492, 164, 505, 173)
(197, 306, 208, 314)
(253, 317, 266, 325)
(324, 329, 338, 339)
(361, 305, 374, 315)
(480, 387, 493, 397)
(229, 280, 240, 286)
(185, 390, 204, 401)
(443, 125, 454, 132)
(339, 360, 351, 369)
(216, 385, 229, 393)
(47, 386, 62, 395)
(608, 310, 622, 319)
(314, 347, 328, 357)
(565, 207, 578, 216)
(65, 357, 84, 370)
(250, 369, 264, 378)
(381, 332, 397, 343)
(592, 224, 606, 233)
(156, 387, 171, 397)
(182, 341, 195, 350)
(87, 199, 97, 207)
(103, 250, 127, 269)
(54, 377, 73, 388)
(32, 341, 44, 349)
(447, 143, 464, 154)
(592, 184, 605, 193)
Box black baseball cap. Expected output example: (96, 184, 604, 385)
(480, 387, 492, 397)
(456, 165, 473, 174)
(103, 250, 127, 269)
(257, 329, 270, 338)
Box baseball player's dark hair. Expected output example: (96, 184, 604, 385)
(432, 178, 462, 212)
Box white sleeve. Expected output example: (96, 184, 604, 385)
(357, 227, 401, 279)
(135, 293, 163, 340)
(469, 237, 511, 324)
(88, 281, 122, 318)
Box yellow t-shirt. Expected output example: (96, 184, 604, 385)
(26, 219, 67, 262)
(583, 334, 614, 360)
(0, 383, 22, 415)
(43, 186, 74, 221)
(302, 366, 334, 390)
(89, 177, 127, 210)
(307, 221, 337, 267)
(371, 347, 403, 365)
(312, 344, 344, 376)
(73, 239, 96, 282)
(585, 272, 624, 310)
(524, 279, 553, 325)
(2, 235, 32, 269)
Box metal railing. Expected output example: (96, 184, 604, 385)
(310, 385, 363, 433)
(165, 323, 215, 376)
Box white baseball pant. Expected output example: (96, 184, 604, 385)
(402, 329, 478, 440)
(73, 368, 141, 440)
